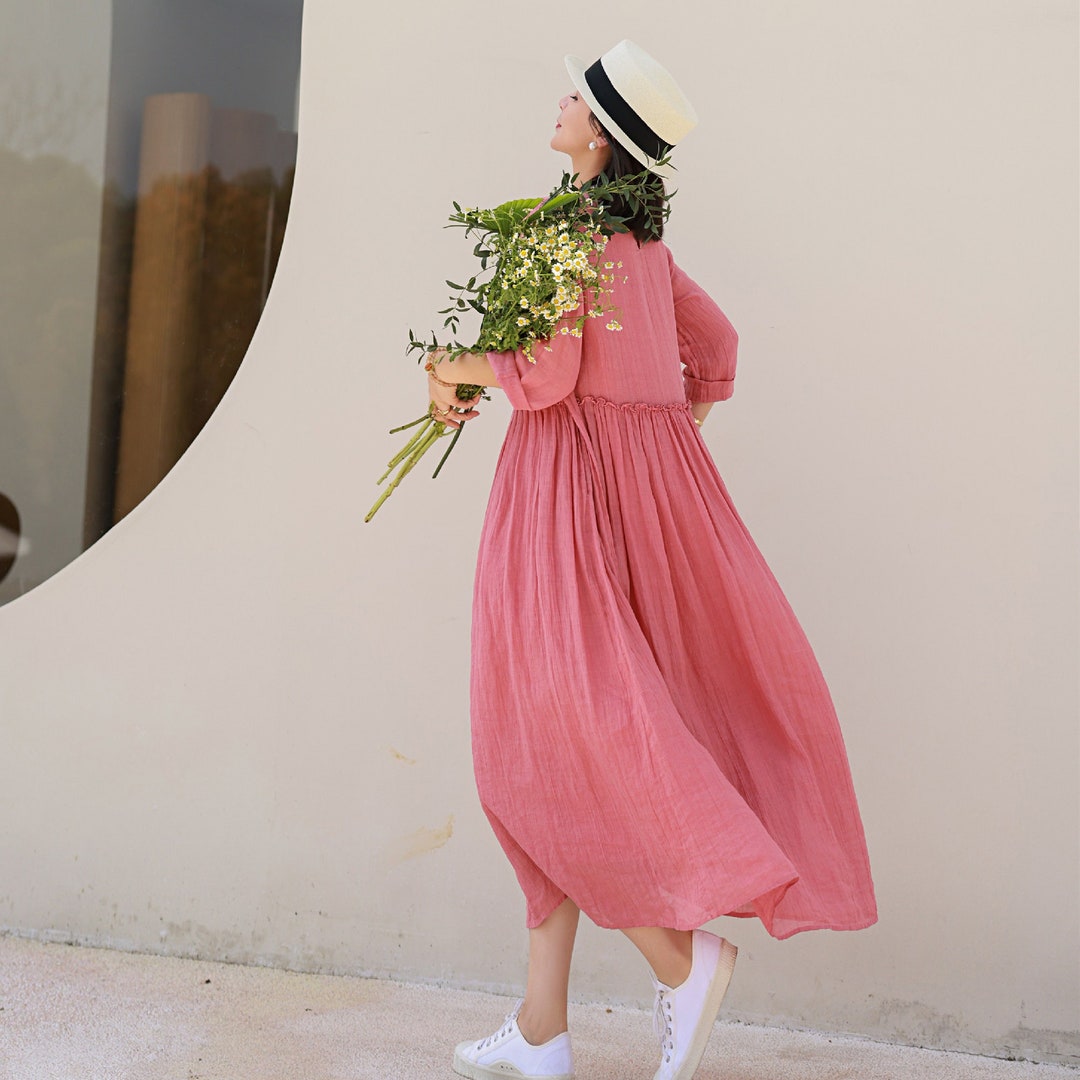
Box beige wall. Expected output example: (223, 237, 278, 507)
(1, 0, 1077, 1066)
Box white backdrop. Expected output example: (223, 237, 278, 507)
(0, 0, 1076, 1065)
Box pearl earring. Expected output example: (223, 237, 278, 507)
(588, 140, 598, 151)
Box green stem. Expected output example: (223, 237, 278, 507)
(365, 420, 452, 521)
(389, 413, 430, 435)
(364, 482, 397, 523)
(378, 417, 433, 484)
(432, 423, 464, 478)
(409, 423, 447, 467)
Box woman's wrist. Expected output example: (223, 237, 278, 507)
(424, 349, 502, 390)
(690, 400, 714, 427)
(426, 349, 476, 384)
(426, 358, 459, 388)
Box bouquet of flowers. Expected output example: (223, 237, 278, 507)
(365, 164, 671, 522)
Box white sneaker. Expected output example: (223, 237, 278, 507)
(453, 999, 574, 1080)
(651, 930, 738, 1080)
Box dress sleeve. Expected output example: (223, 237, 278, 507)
(667, 246, 739, 403)
(485, 300, 585, 412)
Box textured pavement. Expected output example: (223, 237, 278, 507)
(0, 934, 1074, 1080)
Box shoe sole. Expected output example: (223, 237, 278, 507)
(663, 936, 738, 1080)
(452, 1046, 573, 1080)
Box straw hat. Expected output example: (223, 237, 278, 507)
(564, 39, 698, 178)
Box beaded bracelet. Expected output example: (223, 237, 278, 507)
(424, 359, 458, 389)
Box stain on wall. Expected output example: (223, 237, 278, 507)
(381, 815, 454, 866)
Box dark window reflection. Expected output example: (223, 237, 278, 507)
(0, 0, 303, 606)
(96, 94, 296, 528)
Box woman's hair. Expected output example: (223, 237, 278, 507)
(588, 113, 667, 246)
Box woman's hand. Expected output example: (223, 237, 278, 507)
(690, 401, 714, 428)
(427, 371, 481, 429)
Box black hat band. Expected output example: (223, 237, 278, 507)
(584, 58, 673, 162)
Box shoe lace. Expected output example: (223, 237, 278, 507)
(652, 981, 675, 1065)
(476, 999, 523, 1052)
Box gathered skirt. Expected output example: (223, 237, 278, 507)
(469, 394, 877, 938)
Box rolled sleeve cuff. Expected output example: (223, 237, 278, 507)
(486, 349, 531, 411)
(685, 375, 735, 403)
(486, 345, 579, 411)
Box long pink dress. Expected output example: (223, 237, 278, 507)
(472, 228, 877, 938)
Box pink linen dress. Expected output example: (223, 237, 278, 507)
(472, 228, 877, 938)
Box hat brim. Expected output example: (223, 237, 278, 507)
(564, 53, 677, 180)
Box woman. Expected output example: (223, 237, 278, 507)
(425, 40, 877, 1080)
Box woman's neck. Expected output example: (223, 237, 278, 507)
(569, 151, 611, 187)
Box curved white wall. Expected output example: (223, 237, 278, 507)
(1, 0, 1076, 1065)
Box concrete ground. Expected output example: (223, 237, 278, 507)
(0, 934, 1073, 1080)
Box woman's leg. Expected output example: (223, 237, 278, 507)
(515, 897, 581, 1045)
(620, 926, 693, 988)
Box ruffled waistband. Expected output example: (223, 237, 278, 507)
(574, 395, 692, 415)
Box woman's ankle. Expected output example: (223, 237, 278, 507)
(516, 1001, 568, 1045)
(652, 930, 693, 988)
